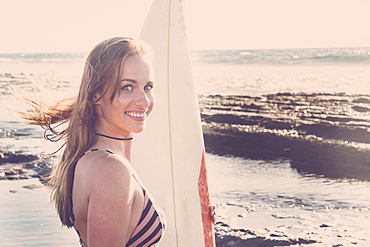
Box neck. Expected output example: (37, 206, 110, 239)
(95, 133, 133, 141)
(93, 132, 133, 162)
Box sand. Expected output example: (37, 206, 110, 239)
(0, 178, 78, 246)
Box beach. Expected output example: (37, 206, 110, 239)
(0, 179, 77, 246)
(2, 91, 370, 246)
(1, 48, 370, 246)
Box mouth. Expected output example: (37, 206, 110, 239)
(125, 111, 147, 120)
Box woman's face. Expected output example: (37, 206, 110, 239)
(95, 55, 155, 137)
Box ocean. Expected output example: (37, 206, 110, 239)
(2, 47, 370, 96)
(1, 47, 370, 246)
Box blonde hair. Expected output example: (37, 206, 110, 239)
(19, 37, 153, 227)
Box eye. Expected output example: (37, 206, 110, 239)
(144, 84, 153, 91)
(121, 85, 133, 91)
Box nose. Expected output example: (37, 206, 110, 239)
(135, 89, 151, 108)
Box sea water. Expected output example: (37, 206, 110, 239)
(1, 48, 370, 246)
(192, 48, 370, 96)
(1, 47, 370, 96)
(207, 155, 370, 243)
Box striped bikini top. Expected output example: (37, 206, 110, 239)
(72, 149, 166, 247)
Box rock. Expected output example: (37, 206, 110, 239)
(200, 93, 370, 181)
(24, 163, 36, 169)
(4, 169, 18, 176)
(14, 168, 28, 174)
(2, 169, 31, 180)
(352, 105, 370, 112)
(270, 232, 286, 238)
(0, 151, 38, 164)
(215, 233, 316, 247)
(34, 160, 52, 179)
(22, 184, 42, 189)
(18, 175, 29, 179)
(353, 97, 370, 104)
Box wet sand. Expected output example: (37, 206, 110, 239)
(0, 179, 77, 246)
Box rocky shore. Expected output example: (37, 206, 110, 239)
(200, 92, 370, 181)
(0, 153, 52, 181)
(200, 92, 370, 246)
(214, 221, 316, 247)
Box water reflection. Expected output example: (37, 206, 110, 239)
(207, 153, 370, 245)
(207, 154, 370, 210)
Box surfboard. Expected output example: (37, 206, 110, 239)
(132, 0, 215, 246)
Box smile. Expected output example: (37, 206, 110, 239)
(125, 111, 146, 118)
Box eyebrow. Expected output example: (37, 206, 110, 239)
(121, 79, 137, 83)
(121, 78, 154, 84)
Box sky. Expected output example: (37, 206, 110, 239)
(0, 0, 370, 53)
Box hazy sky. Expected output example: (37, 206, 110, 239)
(1, 0, 370, 53)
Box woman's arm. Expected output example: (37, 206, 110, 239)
(85, 155, 135, 247)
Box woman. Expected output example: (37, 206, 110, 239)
(19, 37, 166, 246)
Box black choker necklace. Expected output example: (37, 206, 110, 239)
(95, 133, 133, 141)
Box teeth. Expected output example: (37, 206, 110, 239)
(126, 112, 145, 118)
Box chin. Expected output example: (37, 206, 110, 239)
(130, 126, 146, 134)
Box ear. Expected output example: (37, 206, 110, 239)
(93, 93, 101, 105)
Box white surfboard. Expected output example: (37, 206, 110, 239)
(132, 0, 215, 246)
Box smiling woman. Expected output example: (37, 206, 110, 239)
(14, 37, 166, 247)
(95, 55, 155, 138)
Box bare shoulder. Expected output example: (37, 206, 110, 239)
(75, 150, 133, 195)
(74, 151, 138, 245)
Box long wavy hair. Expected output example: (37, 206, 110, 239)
(18, 37, 153, 227)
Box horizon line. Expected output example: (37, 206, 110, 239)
(1, 45, 370, 55)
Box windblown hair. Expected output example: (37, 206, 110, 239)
(19, 37, 153, 227)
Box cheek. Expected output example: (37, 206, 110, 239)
(115, 94, 131, 106)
